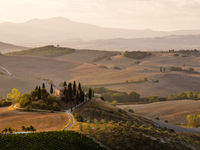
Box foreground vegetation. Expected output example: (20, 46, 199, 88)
(76, 121, 200, 150)
(0, 131, 104, 150)
(187, 114, 200, 128)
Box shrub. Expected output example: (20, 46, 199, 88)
(124, 51, 152, 59)
(7, 88, 21, 102)
(18, 94, 31, 108)
(128, 109, 134, 113)
(113, 66, 121, 70)
(112, 92, 129, 102)
(73, 112, 83, 122)
(164, 120, 168, 123)
(0, 99, 12, 107)
(111, 100, 117, 106)
(129, 91, 140, 100)
(52, 102, 60, 111)
(187, 114, 200, 127)
(173, 53, 179, 56)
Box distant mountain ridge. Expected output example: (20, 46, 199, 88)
(1, 17, 200, 47)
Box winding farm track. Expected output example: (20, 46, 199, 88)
(0, 65, 12, 76)
(64, 110, 74, 130)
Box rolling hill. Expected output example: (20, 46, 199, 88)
(0, 41, 26, 54)
(7, 45, 75, 57)
(118, 100, 200, 125)
(68, 34, 200, 51)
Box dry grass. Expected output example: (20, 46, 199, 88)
(118, 100, 200, 124)
(2, 50, 200, 98)
(0, 107, 69, 132)
(75, 99, 153, 125)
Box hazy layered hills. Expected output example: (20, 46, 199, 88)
(0, 41, 26, 54)
(67, 34, 200, 51)
(1, 17, 200, 48)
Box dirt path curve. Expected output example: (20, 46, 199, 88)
(64, 110, 74, 130)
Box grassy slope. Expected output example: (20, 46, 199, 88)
(0, 107, 69, 132)
(6, 45, 75, 57)
(71, 99, 200, 150)
(118, 100, 200, 124)
(0, 131, 104, 150)
(75, 99, 153, 125)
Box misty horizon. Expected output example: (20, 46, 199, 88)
(1, 0, 200, 31)
(1, 16, 200, 32)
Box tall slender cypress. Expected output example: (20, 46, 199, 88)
(88, 88, 92, 100)
(64, 81, 67, 87)
(68, 83, 73, 101)
(78, 83, 82, 92)
(73, 81, 77, 96)
(42, 83, 45, 89)
(50, 84, 54, 95)
(38, 86, 41, 100)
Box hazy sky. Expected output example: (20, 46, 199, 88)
(1, 0, 200, 31)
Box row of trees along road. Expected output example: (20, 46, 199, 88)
(61, 81, 94, 112)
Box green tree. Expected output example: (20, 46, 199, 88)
(78, 82, 82, 92)
(19, 94, 31, 108)
(7, 88, 21, 102)
(41, 88, 49, 99)
(73, 81, 77, 96)
(75, 91, 80, 105)
(64, 81, 67, 87)
(29, 125, 36, 132)
(68, 83, 73, 112)
(21, 126, 26, 131)
(187, 114, 200, 127)
(129, 91, 140, 100)
(50, 84, 54, 95)
(42, 83, 45, 89)
(38, 86, 41, 99)
(88, 88, 93, 100)
(8, 128, 13, 134)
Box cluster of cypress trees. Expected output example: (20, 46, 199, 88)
(61, 81, 94, 111)
(31, 83, 53, 100)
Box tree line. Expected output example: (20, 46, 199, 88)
(60, 81, 94, 111)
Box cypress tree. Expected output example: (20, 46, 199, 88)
(38, 86, 41, 100)
(160, 67, 162, 72)
(78, 82, 82, 92)
(50, 84, 54, 95)
(88, 88, 92, 100)
(64, 81, 67, 87)
(63, 87, 68, 103)
(68, 83, 73, 101)
(80, 91, 85, 102)
(75, 91, 80, 105)
(42, 83, 45, 89)
(35, 86, 38, 91)
(68, 83, 73, 112)
(73, 81, 77, 96)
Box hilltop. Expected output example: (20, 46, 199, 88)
(6, 45, 75, 57)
